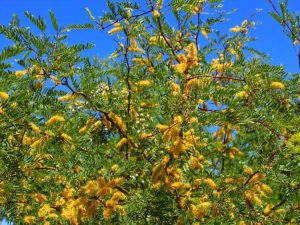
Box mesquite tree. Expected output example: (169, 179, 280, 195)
(0, 0, 299, 224)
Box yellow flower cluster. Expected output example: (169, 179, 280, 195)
(46, 115, 65, 126)
(173, 43, 198, 74)
(108, 23, 123, 35)
(211, 58, 233, 73)
(109, 112, 127, 133)
(0, 92, 9, 100)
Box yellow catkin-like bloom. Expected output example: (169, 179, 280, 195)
(109, 112, 127, 133)
(103, 117, 112, 129)
(112, 191, 126, 201)
(235, 91, 248, 98)
(108, 23, 123, 35)
(249, 173, 265, 183)
(264, 204, 271, 215)
(46, 115, 65, 126)
(116, 138, 128, 148)
(61, 133, 72, 143)
(201, 28, 208, 38)
(132, 58, 150, 65)
(252, 194, 262, 205)
(261, 183, 273, 193)
(23, 216, 36, 224)
(186, 42, 198, 66)
(30, 138, 45, 149)
(128, 38, 144, 53)
(156, 124, 169, 132)
(152, 163, 165, 185)
(10, 102, 17, 108)
(58, 94, 74, 102)
(50, 76, 61, 85)
(93, 120, 102, 128)
(171, 182, 183, 190)
(103, 208, 113, 219)
(153, 9, 161, 18)
(15, 70, 28, 78)
(239, 221, 247, 225)
(140, 133, 153, 139)
(198, 201, 212, 210)
(170, 81, 180, 94)
(63, 187, 74, 199)
(109, 177, 123, 187)
(37, 204, 55, 218)
(243, 166, 253, 174)
(204, 178, 218, 190)
(33, 193, 47, 203)
(156, 0, 164, 9)
(30, 122, 42, 133)
(111, 164, 119, 173)
(0, 92, 9, 100)
(79, 125, 88, 135)
(135, 80, 153, 88)
(270, 81, 284, 89)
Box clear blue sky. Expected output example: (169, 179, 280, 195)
(0, 0, 299, 73)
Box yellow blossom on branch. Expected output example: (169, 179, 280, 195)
(0, 92, 9, 100)
(46, 115, 65, 126)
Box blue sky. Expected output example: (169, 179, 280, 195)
(0, 0, 299, 73)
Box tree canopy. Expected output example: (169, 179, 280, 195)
(0, 0, 299, 224)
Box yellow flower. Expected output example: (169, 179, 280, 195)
(38, 204, 55, 218)
(15, 70, 28, 78)
(58, 94, 75, 101)
(109, 112, 127, 133)
(242, 20, 248, 27)
(173, 63, 188, 74)
(243, 166, 253, 174)
(270, 81, 284, 89)
(171, 182, 183, 190)
(50, 76, 61, 85)
(111, 164, 119, 173)
(198, 201, 212, 210)
(156, 123, 169, 132)
(63, 187, 74, 199)
(116, 138, 128, 148)
(264, 204, 271, 215)
(103, 207, 113, 219)
(30, 122, 42, 133)
(30, 138, 45, 149)
(0, 92, 9, 100)
(235, 91, 248, 98)
(261, 183, 272, 193)
(33, 193, 47, 203)
(23, 216, 35, 224)
(140, 133, 153, 139)
(153, 10, 161, 18)
(61, 133, 72, 143)
(156, 0, 164, 9)
(204, 178, 218, 190)
(108, 23, 123, 35)
(230, 26, 242, 32)
(10, 102, 17, 108)
(46, 115, 65, 126)
(201, 28, 208, 38)
(135, 80, 153, 88)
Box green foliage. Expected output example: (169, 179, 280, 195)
(0, 0, 300, 225)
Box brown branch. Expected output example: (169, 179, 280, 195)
(156, 17, 180, 63)
(244, 171, 259, 186)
